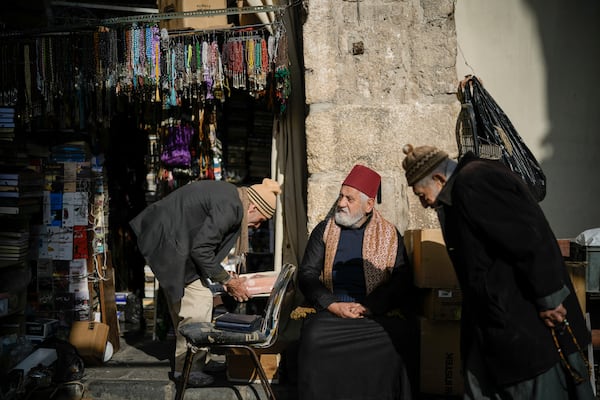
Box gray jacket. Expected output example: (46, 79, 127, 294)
(130, 180, 242, 300)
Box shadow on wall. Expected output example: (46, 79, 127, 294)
(524, 0, 600, 237)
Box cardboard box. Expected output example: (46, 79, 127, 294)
(239, 12, 262, 27)
(157, 0, 230, 31)
(69, 321, 109, 365)
(419, 318, 464, 396)
(404, 229, 458, 288)
(421, 288, 462, 321)
(571, 244, 600, 292)
(226, 353, 280, 383)
(26, 318, 59, 338)
(237, 1, 269, 27)
(566, 261, 586, 314)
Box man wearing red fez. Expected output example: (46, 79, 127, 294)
(296, 165, 418, 400)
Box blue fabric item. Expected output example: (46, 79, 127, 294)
(214, 313, 263, 332)
(332, 227, 367, 303)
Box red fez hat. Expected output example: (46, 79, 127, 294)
(342, 165, 381, 198)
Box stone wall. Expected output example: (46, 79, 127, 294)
(303, 0, 460, 234)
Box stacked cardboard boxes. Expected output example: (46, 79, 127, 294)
(421, 288, 462, 321)
(404, 229, 459, 289)
(404, 229, 464, 397)
(419, 318, 463, 397)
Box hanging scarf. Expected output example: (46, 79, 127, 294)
(322, 209, 398, 294)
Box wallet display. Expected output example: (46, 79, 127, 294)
(214, 312, 264, 332)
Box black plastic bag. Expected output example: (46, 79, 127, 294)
(456, 75, 547, 202)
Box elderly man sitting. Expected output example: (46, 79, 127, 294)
(296, 164, 418, 400)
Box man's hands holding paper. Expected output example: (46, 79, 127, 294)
(224, 274, 250, 302)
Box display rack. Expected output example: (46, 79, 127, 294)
(0, 4, 289, 37)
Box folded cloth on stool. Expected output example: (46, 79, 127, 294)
(214, 313, 263, 332)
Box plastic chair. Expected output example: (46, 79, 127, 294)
(175, 263, 297, 400)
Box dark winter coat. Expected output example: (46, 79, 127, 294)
(129, 180, 243, 301)
(436, 152, 589, 386)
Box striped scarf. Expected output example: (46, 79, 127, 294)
(321, 209, 398, 294)
(236, 187, 250, 260)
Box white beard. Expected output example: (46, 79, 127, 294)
(334, 207, 365, 228)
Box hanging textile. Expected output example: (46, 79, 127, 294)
(273, 22, 290, 114)
(160, 123, 194, 167)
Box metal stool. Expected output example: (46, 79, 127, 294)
(175, 264, 296, 400)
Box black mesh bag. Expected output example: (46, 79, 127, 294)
(455, 75, 547, 202)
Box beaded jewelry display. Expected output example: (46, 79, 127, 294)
(1, 16, 288, 136)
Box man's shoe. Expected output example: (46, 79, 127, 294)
(169, 371, 215, 388)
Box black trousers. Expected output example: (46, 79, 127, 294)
(297, 311, 417, 400)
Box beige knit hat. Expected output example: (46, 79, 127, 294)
(402, 144, 449, 186)
(247, 178, 282, 219)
